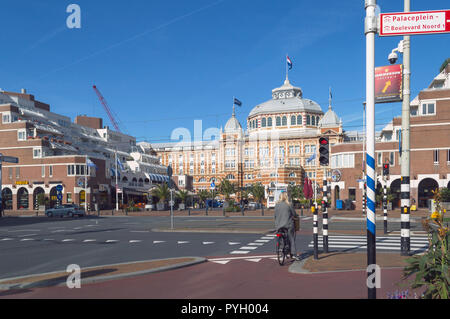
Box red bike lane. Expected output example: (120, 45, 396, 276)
(0, 256, 412, 299)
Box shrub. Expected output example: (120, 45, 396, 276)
(402, 189, 449, 299)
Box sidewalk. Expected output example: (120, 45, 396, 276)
(0, 257, 205, 291)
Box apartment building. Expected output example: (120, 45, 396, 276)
(330, 62, 450, 209)
(0, 89, 167, 211)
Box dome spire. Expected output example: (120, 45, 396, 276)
(328, 87, 333, 110)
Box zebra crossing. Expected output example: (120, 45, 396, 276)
(308, 235, 429, 253)
(229, 234, 277, 255)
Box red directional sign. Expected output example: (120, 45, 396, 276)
(380, 10, 450, 36)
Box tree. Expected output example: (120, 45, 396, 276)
(288, 184, 304, 203)
(251, 183, 266, 215)
(151, 184, 170, 204)
(218, 178, 236, 201)
(177, 190, 190, 205)
(197, 190, 210, 208)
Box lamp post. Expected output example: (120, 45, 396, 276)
(365, 0, 377, 300)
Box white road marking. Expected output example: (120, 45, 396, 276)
(230, 250, 250, 254)
(177, 241, 190, 244)
(62, 239, 76, 242)
(129, 240, 142, 243)
(202, 242, 215, 245)
(228, 242, 241, 245)
(153, 241, 165, 244)
(240, 246, 258, 250)
(260, 237, 274, 240)
(1, 238, 14, 241)
(255, 240, 270, 243)
(209, 260, 230, 265)
(245, 258, 262, 263)
(20, 238, 35, 241)
(83, 239, 96, 242)
(248, 243, 264, 246)
(209, 255, 276, 261)
(105, 240, 119, 243)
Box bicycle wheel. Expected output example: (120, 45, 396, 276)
(276, 236, 286, 266)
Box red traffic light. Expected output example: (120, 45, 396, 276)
(319, 138, 329, 145)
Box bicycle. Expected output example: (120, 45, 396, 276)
(276, 228, 292, 266)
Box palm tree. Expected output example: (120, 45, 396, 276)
(197, 190, 210, 208)
(151, 184, 170, 210)
(177, 190, 190, 210)
(288, 184, 304, 204)
(251, 183, 266, 215)
(218, 178, 236, 203)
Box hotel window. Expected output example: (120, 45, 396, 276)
(282, 116, 287, 126)
(297, 115, 302, 125)
(291, 116, 296, 126)
(18, 130, 26, 141)
(261, 118, 266, 127)
(306, 115, 311, 125)
(349, 189, 356, 201)
(41, 166, 45, 178)
(9, 167, 12, 179)
(212, 168, 216, 174)
(33, 148, 42, 158)
(67, 193, 72, 203)
(389, 152, 395, 166)
(2, 114, 10, 123)
(311, 116, 316, 126)
(422, 102, 435, 115)
(16, 167, 20, 179)
(189, 169, 194, 174)
(433, 150, 439, 164)
(225, 148, 235, 156)
(267, 117, 273, 127)
(447, 149, 450, 163)
(316, 116, 320, 126)
(377, 152, 382, 167)
(276, 116, 281, 127)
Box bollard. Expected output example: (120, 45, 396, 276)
(312, 205, 318, 259)
(383, 185, 388, 234)
(188, 208, 191, 216)
(301, 205, 304, 217)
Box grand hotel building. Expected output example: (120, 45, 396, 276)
(147, 77, 344, 194)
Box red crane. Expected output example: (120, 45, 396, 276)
(92, 85, 121, 133)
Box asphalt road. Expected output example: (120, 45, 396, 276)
(0, 214, 424, 280)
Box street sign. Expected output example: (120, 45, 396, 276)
(331, 170, 342, 183)
(57, 193, 63, 201)
(210, 182, 215, 190)
(56, 185, 63, 192)
(375, 65, 403, 103)
(380, 10, 450, 36)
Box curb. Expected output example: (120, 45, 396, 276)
(0, 257, 206, 291)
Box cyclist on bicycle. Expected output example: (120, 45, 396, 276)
(274, 191, 301, 261)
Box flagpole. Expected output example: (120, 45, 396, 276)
(85, 155, 88, 212)
(286, 54, 288, 81)
(115, 148, 119, 211)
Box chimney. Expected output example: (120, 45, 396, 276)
(21, 88, 27, 94)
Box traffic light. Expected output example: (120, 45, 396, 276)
(319, 137, 330, 166)
(383, 163, 390, 176)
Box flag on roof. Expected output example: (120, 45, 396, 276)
(287, 56, 293, 70)
(117, 158, 125, 171)
(233, 98, 242, 107)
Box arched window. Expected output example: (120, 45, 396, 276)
(316, 116, 320, 126)
(291, 116, 296, 126)
(268, 117, 273, 127)
(276, 116, 281, 126)
(306, 115, 311, 125)
(261, 118, 266, 127)
(226, 174, 235, 180)
(297, 115, 302, 125)
(198, 178, 206, 183)
(312, 116, 315, 126)
(282, 116, 287, 126)
(289, 172, 296, 178)
(253, 120, 257, 128)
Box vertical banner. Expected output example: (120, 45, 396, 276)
(375, 64, 403, 104)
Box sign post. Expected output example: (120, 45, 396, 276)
(365, 0, 377, 300)
(379, 10, 450, 37)
(167, 165, 173, 230)
(0, 154, 19, 217)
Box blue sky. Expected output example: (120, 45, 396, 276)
(1, 0, 449, 143)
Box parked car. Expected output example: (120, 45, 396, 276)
(45, 204, 86, 218)
(248, 202, 261, 210)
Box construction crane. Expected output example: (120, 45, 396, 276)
(92, 85, 122, 133)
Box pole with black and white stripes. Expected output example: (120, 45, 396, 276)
(400, 0, 411, 257)
(383, 183, 388, 234)
(365, 0, 377, 299)
(362, 183, 367, 215)
(313, 204, 319, 260)
(322, 173, 329, 253)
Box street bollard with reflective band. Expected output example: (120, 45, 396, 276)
(312, 206, 319, 259)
